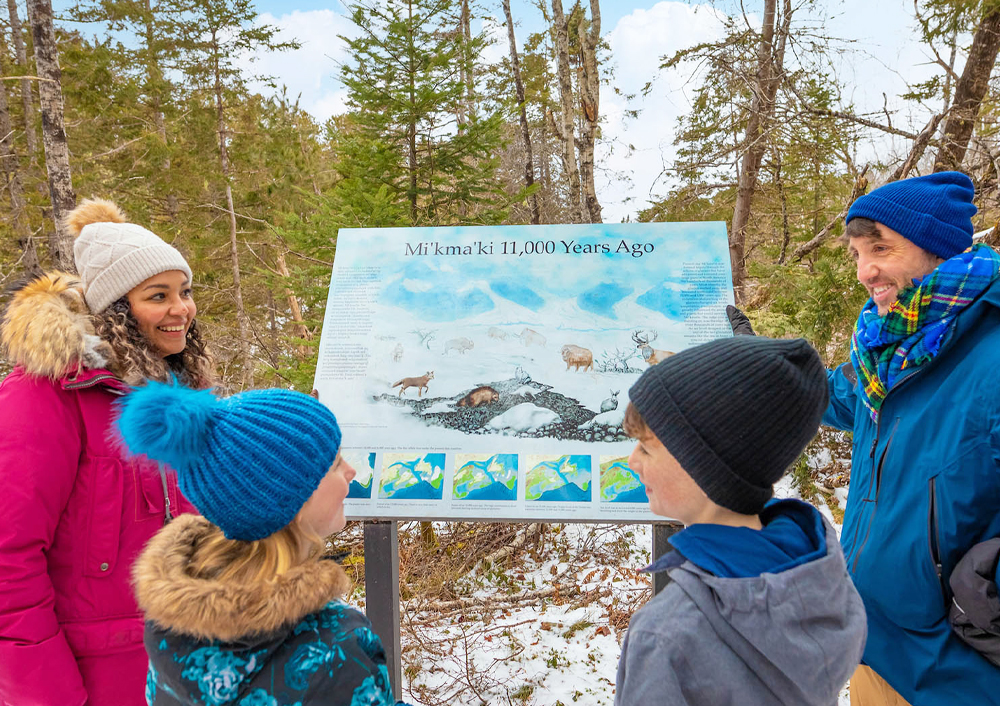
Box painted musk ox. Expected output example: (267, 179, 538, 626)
(561, 344, 593, 372)
(456, 385, 500, 407)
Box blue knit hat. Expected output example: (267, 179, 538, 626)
(116, 380, 342, 541)
(846, 171, 977, 259)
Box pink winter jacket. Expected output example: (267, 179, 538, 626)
(0, 273, 196, 706)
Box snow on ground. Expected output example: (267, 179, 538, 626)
(486, 403, 561, 433)
(345, 505, 853, 705)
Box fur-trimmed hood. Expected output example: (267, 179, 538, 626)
(133, 514, 351, 643)
(1, 271, 111, 379)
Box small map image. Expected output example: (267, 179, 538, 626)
(343, 451, 376, 499)
(525, 455, 592, 502)
(453, 454, 518, 501)
(600, 456, 647, 503)
(379, 453, 446, 500)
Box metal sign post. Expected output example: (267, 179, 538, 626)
(652, 523, 681, 595)
(363, 520, 401, 701)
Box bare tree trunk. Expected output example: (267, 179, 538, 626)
(502, 0, 540, 224)
(28, 0, 75, 271)
(212, 32, 253, 388)
(551, 0, 584, 223)
(460, 0, 474, 122)
(775, 158, 790, 264)
(275, 249, 311, 359)
(577, 0, 602, 223)
(729, 0, 789, 298)
(933, 6, 1000, 172)
(7, 0, 37, 161)
(406, 0, 418, 221)
(142, 0, 176, 219)
(0, 56, 38, 275)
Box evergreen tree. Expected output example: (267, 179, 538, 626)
(336, 0, 506, 225)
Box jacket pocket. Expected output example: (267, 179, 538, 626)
(927, 476, 947, 605)
(83, 456, 123, 577)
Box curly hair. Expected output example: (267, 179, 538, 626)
(91, 297, 215, 388)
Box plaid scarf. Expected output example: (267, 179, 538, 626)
(851, 243, 1000, 420)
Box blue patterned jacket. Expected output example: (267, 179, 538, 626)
(133, 514, 404, 706)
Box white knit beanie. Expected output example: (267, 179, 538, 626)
(67, 199, 192, 313)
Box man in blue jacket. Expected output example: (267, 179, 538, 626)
(824, 171, 1000, 704)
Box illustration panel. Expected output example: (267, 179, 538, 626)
(599, 456, 647, 503)
(525, 455, 592, 502)
(343, 451, 376, 499)
(452, 453, 518, 501)
(378, 453, 446, 500)
(317, 222, 732, 521)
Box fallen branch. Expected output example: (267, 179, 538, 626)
(480, 523, 540, 567)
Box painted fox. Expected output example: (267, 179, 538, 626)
(456, 385, 499, 408)
(392, 371, 434, 397)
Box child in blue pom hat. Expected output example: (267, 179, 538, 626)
(117, 380, 408, 706)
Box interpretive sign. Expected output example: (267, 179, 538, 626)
(313, 223, 734, 522)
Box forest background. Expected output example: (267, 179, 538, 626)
(6, 0, 1000, 389)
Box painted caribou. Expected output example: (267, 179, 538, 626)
(632, 330, 674, 366)
(560, 344, 594, 372)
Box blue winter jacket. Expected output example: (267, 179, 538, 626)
(824, 276, 1000, 704)
(132, 514, 404, 706)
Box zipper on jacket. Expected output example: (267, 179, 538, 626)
(64, 373, 118, 390)
(928, 477, 947, 601)
(852, 417, 899, 574)
(158, 463, 174, 526)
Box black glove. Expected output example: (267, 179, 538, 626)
(726, 305, 755, 336)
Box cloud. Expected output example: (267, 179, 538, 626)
(597, 2, 728, 222)
(241, 9, 356, 123)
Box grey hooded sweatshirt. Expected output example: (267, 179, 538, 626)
(615, 511, 867, 706)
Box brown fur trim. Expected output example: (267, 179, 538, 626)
(64, 198, 127, 238)
(133, 515, 352, 642)
(1, 272, 111, 379)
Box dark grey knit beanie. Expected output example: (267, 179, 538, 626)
(628, 335, 828, 515)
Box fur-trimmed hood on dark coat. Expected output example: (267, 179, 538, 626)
(134, 514, 401, 706)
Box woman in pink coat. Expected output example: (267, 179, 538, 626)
(0, 200, 214, 705)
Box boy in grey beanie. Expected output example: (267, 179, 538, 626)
(615, 335, 867, 706)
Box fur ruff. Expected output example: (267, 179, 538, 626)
(133, 514, 352, 642)
(65, 198, 127, 237)
(1, 272, 110, 379)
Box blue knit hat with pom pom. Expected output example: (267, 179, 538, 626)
(846, 171, 977, 259)
(116, 380, 342, 541)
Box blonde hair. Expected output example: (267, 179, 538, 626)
(186, 518, 325, 584)
(91, 295, 214, 388)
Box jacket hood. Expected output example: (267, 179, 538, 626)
(133, 514, 351, 643)
(1, 271, 111, 380)
(668, 509, 867, 706)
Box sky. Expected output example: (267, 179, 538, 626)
(52, 0, 947, 222)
